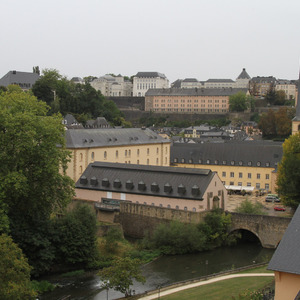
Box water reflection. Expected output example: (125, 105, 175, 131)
(41, 243, 274, 300)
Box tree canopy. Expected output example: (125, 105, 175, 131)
(0, 86, 74, 274)
(276, 132, 300, 209)
(32, 69, 125, 126)
(229, 92, 255, 112)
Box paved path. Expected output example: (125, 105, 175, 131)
(138, 273, 274, 300)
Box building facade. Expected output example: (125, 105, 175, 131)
(65, 128, 171, 182)
(292, 74, 300, 135)
(235, 68, 251, 89)
(249, 76, 277, 97)
(91, 74, 133, 97)
(75, 162, 227, 213)
(275, 79, 297, 100)
(133, 72, 169, 96)
(170, 141, 283, 193)
(145, 87, 248, 113)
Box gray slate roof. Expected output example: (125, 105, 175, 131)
(0, 70, 40, 88)
(251, 76, 277, 83)
(237, 68, 251, 80)
(145, 88, 248, 97)
(170, 141, 283, 168)
(268, 205, 300, 275)
(75, 162, 215, 200)
(65, 128, 170, 149)
(206, 79, 235, 83)
(135, 72, 167, 79)
(183, 78, 198, 82)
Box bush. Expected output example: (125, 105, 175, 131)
(235, 199, 266, 215)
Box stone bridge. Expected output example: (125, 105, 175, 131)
(229, 212, 291, 248)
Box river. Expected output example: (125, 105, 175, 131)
(41, 242, 274, 300)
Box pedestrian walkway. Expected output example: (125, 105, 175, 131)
(138, 273, 274, 300)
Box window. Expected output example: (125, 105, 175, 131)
(156, 147, 159, 154)
(248, 161, 252, 166)
(231, 161, 235, 165)
(104, 151, 107, 159)
(115, 150, 118, 158)
(147, 159, 149, 165)
(137, 149, 140, 156)
(248, 173, 252, 179)
(128, 150, 131, 157)
(137, 160, 139, 164)
(239, 172, 243, 178)
(238, 182, 242, 186)
(247, 182, 251, 187)
(257, 173, 260, 179)
(222, 172, 226, 177)
(230, 172, 234, 178)
(91, 152, 95, 160)
(266, 174, 269, 180)
(125, 150, 127, 157)
(147, 148, 150, 155)
(230, 181, 234, 185)
(257, 161, 261, 166)
(256, 183, 260, 189)
(176, 205, 179, 210)
(265, 183, 270, 190)
(80, 153, 83, 162)
(165, 146, 168, 154)
(156, 158, 159, 165)
(184, 206, 187, 211)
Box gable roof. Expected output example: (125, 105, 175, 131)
(0, 70, 40, 88)
(170, 141, 283, 168)
(268, 206, 299, 275)
(75, 162, 215, 200)
(65, 128, 170, 149)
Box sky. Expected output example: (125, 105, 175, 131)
(2, 0, 300, 83)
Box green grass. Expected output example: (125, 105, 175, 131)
(161, 276, 274, 300)
(237, 265, 273, 274)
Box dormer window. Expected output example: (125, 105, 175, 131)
(248, 161, 252, 166)
(231, 161, 235, 165)
(257, 161, 261, 167)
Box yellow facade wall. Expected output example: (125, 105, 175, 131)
(274, 271, 300, 300)
(172, 163, 277, 193)
(67, 142, 170, 182)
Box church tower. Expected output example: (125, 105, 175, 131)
(292, 72, 300, 135)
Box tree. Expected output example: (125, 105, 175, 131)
(0, 87, 74, 274)
(229, 91, 248, 112)
(276, 132, 300, 209)
(235, 199, 266, 215)
(0, 234, 37, 299)
(54, 204, 98, 266)
(275, 90, 286, 105)
(98, 257, 146, 297)
(265, 89, 276, 105)
(275, 107, 292, 137)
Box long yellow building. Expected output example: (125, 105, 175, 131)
(170, 141, 283, 193)
(65, 128, 171, 182)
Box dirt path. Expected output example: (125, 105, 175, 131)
(138, 273, 274, 300)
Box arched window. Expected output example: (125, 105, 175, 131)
(91, 152, 94, 161)
(116, 150, 118, 158)
(80, 153, 83, 162)
(104, 151, 107, 159)
(156, 147, 159, 154)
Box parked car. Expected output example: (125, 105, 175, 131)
(265, 196, 280, 202)
(274, 206, 286, 211)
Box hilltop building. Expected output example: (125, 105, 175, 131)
(249, 76, 277, 97)
(275, 79, 297, 100)
(75, 162, 227, 214)
(0, 70, 39, 90)
(170, 141, 283, 193)
(235, 68, 251, 89)
(292, 73, 300, 135)
(65, 128, 171, 182)
(145, 87, 248, 113)
(91, 74, 132, 97)
(133, 72, 169, 96)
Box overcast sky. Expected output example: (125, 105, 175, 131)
(2, 0, 300, 83)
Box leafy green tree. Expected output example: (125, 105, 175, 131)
(98, 257, 146, 297)
(275, 90, 286, 105)
(258, 109, 277, 138)
(235, 199, 266, 215)
(265, 89, 276, 105)
(0, 87, 74, 274)
(277, 132, 300, 209)
(0, 234, 37, 300)
(229, 91, 248, 112)
(53, 204, 98, 266)
(275, 107, 292, 137)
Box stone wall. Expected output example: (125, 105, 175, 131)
(119, 202, 208, 238)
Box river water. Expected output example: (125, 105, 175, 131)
(41, 242, 274, 300)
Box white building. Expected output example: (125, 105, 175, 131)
(235, 68, 251, 89)
(91, 74, 132, 97)
(133, 72, 169, 96)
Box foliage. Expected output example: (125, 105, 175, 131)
(31, 280, 54, 294)
(229, 92, 248, 112)
(53, 204, 98, 266)
(0, 234, 37, 300)
(32, 69, 124, 126)
(60, 269, 85, 277)
(235, 199, 266, 215)
(104, 226, 124, 253)
(0, 87, 75, 275)
(277, 132, 300, 209)
(258, 108, 292, 139)
(0, 199, 9, 234)
(98, 257, 145, 297)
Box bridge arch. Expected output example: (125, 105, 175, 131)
(229, 227, 262, 246)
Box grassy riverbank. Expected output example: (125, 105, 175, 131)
(159, 266, 274, 300)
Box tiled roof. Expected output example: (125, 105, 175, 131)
(75, 162, 215, 200)
(0, 70, 39, 88)
(135, 72, 167, 79)
(65, 128, 170, 148)
(268, 206, 299, 275)
(170, 141, 282, 168)
(145, 88, 247, 97)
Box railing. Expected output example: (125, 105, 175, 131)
(94, 202, 120, 212)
